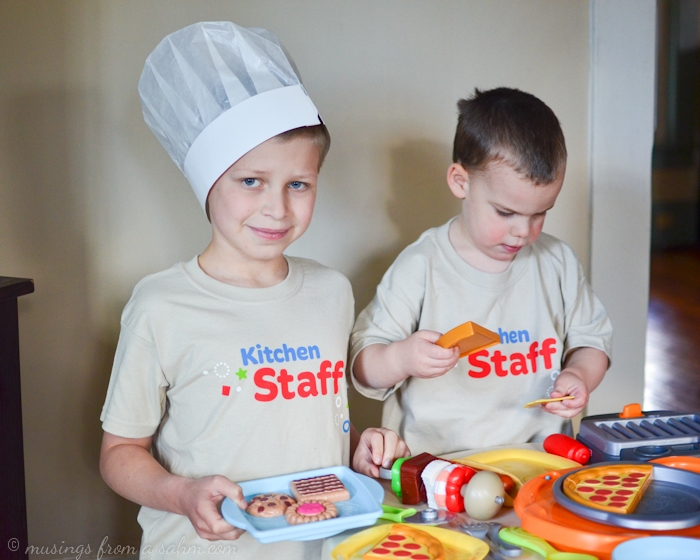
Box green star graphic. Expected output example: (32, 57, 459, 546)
(235, 368, 247, 380)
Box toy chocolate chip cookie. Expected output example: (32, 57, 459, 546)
(285, 499, 338, 525)
(246, 493, 296, 518)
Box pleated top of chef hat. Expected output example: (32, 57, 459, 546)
(138, 21, 322, 210)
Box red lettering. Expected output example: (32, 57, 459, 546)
(317, 360, 332, 395)
(254, 368, 278, 402)
(468, 350, 491, 378)
(332, 361, 344, 394)
(527, 342, 539, 373)
(297, 371, 318, 397)
(540, 338, 557, 369)
(490, 350, 508, 377)
(510, 353, 528, 375)
(277, 369, 295, 400)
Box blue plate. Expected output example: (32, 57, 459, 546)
(221, 465, 384, 543)
(613, 536, 700, 560)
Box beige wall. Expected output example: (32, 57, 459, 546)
(0, 0, 622, 554)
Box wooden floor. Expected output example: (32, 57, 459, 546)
(644, 248, 700, 411)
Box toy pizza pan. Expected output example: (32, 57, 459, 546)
(221, 465, 383, 543)
(435, 321, 501, 358)
(552, 461, 700, 531)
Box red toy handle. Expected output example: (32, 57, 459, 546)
(543, 433, 591, 464)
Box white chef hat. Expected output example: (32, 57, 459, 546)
(138, 21, 322, 211)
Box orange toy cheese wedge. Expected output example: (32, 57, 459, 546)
(436, 321, 500, 358)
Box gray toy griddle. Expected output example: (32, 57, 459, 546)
(577, 410, 700, 463)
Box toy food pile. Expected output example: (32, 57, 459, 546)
(562, 463, 653, 514)
(246, 473, 350, 525)
(394, 453, 507, 520)
(363, 524, 445, 560)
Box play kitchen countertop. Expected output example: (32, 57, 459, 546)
(322, 443, 547, 559)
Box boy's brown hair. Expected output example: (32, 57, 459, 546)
(276, 123, 331, 170)
(453, 87, 566, 184)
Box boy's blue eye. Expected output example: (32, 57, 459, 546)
(288, 181, 305, 190)
(242, 178, 260, 187)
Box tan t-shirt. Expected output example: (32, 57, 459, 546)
(350, 220, 612, 455)
(101, 256, 353, 559)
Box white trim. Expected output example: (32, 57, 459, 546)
(588, 0, 656, 415)
(183, 85, 321, 210)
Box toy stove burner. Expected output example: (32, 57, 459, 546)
(577, 405, 700, 463)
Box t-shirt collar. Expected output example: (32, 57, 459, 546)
(182, 255, 303, 302)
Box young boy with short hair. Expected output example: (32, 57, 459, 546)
(99, 22, 407, 560)
(351, 87, 613, 455)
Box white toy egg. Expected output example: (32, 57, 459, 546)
(461, 470, 506, 520)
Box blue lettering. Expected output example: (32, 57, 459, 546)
(241, 343, 322, 364)
(241, 347, 258, 366)
(498, 328, 531, 344)
(263, 347, 274, 363)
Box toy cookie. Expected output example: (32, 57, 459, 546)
(400, 453, 438, 505)
(290, 474, 350, 503)
(285, 499, 338, 524)
(246, 493, 296, 518)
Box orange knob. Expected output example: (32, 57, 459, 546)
(619, 403, 643, 418)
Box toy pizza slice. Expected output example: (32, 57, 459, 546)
(363, 524, 445, 560)
(435, 321, 500, 358)
(562, 464, 653, 514)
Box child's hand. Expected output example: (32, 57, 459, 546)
(352, 427, 410, 478)
(177, 475, 248, 541)
(542, 370, 589, 418)
(396, 330, 460, 379)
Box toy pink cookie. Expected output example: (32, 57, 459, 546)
(246, 493, 296, 518)
(285, 499, 338, 525)
(290, 474, 350, 503)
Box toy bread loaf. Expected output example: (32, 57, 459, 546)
(400, 453, 438, 505)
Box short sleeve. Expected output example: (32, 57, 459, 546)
(349, 251, 428, 400)
(560, 249, 613, 365)
(100, 323, 169, 438)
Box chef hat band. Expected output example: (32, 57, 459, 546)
(138, 21, 322, 211)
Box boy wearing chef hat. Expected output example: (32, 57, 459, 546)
(351, 87, 613, 456)
(99, 22, 407, 559)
